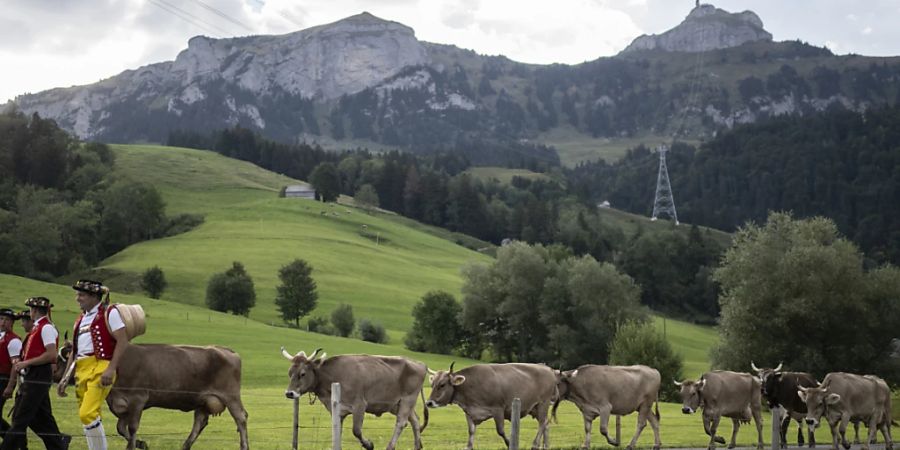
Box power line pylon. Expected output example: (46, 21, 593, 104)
(651, 144, 679, 225)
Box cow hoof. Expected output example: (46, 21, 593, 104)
(608, 440, 620, 447)
(728, 444, 736, 449)
(652, 446, 661, 450)
(626, 445, 635, 450)
(362, 441, 374, 450)
(715, 436, 727, 444)
(136, 441, 149, 450)
(842, 442, 851, 450)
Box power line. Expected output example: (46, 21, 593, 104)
(147, 0, 234, 37)
(189, 0, 256, 34)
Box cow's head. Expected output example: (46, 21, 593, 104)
(751, 361, 782, 400)
(674, 378, 705, 414)
(54, 333, 74, 385)
(281, 347, 326, 399)
(555, 369, 577, 400)
(426, 362, 464, 409)
(797, 385, 836, 429)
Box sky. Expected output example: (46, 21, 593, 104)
(2, 0, 900, 104)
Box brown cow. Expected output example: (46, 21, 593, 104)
(676, 371, 764, 450)
(798, 372, 894, 450)
(59, 341, 249, 450)
(426, 362, 557, 450)
(281, 348, 428, 450)
(553, 365, 661, 450)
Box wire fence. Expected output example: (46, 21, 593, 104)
(9, 378, 883, 450)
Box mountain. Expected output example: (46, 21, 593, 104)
(9, 5, 900, 165)
(622, 4, 771, 53)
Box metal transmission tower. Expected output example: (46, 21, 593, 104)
(651, 144, 679, 224)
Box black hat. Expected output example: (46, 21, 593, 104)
(73, 279, 106, 296)
(18, 310, 32, 321)
(25, 297, 53, 308)
(0, 309, 17, 320)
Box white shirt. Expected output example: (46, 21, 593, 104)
(76, 304, 125, 358)
(34, 317, 58, 348)
(1, 331, 22, 358)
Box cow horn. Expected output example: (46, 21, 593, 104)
(310, 348, 323, 359)
(449, 361, 456, 373)
(280, 346, 293, 361)
(773, 362, 783, 372)
(673, 379, 683, 387)
(427, 368, 437, 375)
(317, 352, 327, 361)
(798, 386, 808, 392)
(751, 361, 761, 372)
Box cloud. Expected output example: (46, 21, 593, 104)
(861, 26, 873, 35)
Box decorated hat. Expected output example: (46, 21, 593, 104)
(73, 279, 106, 296)
(0, 308, 17, 320)
(18, 310, 32, 321)
(25, 297, 53, 308)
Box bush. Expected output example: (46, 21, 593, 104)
(331, 304, 355, 337)
(405, 291, 463, 354)
(163, 213, 205, 237)
(275, 259, 318, 327)
(609, 320, 684, 402)
(205, 261, 256, 315)
(140, 266, 167, 299)
(358, 319, 387, 343)
(307, 316, 333, 334)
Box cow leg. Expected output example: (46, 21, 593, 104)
(386, 401, 414, 450)
(647, 406, 662, 450)
(408, 411, 423, 450)
(839, 415, 852, 450)
(853, 421, 861, 445)
(795, 417, 804, 446)
(582, 416, 594, 450)
(492, 412, 510, 449)
(753, 405, 765, 449)
(704, 414, 726, 445)
(599, 409, 619, 446)
(528, 402, 550, 450)
(627, 409, 649, 450)
(181, 410, 210, 450)
(128, 408, 147, 450)
(863, 412, 880, 450)
(728, 418, 741, 449)
(226, 399, 250, 450)
(464, 414, 477, 450)
(351, 407, 374, 450)
(707, 415, 722, 450)
(116, 415, 134, 450)
(781, 415, 792, 448)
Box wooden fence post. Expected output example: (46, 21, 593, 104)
(292, 396, 300, 450)
(332, 383, 342, 450)
(510, 398, 521, 450)
(771, 405, 782, 450)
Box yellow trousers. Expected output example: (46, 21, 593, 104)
(75, 356, 115, 425)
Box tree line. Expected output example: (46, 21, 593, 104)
(0, 110, 196, 280)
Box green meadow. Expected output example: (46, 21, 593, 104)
(4, 144, 895, 448)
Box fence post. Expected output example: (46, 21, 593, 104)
(771, 405, 782, 450)
(510, 398, 521, 450)
(332, 383, 342, 450)
(292, 396, 300, 450)
(616, 415, 621, 445)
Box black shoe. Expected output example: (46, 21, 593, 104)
(59, 434, 71, 450)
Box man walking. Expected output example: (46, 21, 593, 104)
(0, 309, 23, 435)
(1, 297, 69, 450)
(58, 280, 128, 450)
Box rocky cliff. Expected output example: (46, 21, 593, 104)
(622, 4, 772, 53)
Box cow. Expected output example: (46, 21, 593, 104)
(675, 371, 764, 450)
(552, 365, 661, 450)
(798, 372, 895, 450)
(751, 362, 818, 448)
(281, 347, 429, 450)
(425, 362, 557, 450)
(58, 341, 249, 450)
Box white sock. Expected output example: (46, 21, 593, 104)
(84, 419, 108, 450)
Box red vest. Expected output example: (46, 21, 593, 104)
(73, 304, 118, 360)
(23, 318, 56, 362)
(0, 331, 21, 375)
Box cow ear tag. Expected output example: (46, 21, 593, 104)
(451, 375, 466, 386)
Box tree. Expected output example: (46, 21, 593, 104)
(354, 184, 379, 212)
(140, 266, 167, 299)
(358, 319, 387, 343)
(98, 180, 166, 254)
(274, 259, 318, 327)
(331, 303, 355, 337)
(205, 262, 256, 315)
(712, 213, 900, 385)
(405, 291, 464, 354)
(609, 321, 684, 401)
(309, 162, 341, 202)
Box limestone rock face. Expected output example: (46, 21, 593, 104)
(11, 12, 429, 139)
(622, 4, 772, 53)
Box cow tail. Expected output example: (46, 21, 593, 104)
(551, 396, 562, 424)
(419, 386, 429, 433)
(654, 394, 660, 421)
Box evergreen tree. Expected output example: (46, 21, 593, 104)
(274, 259, 318, 327)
